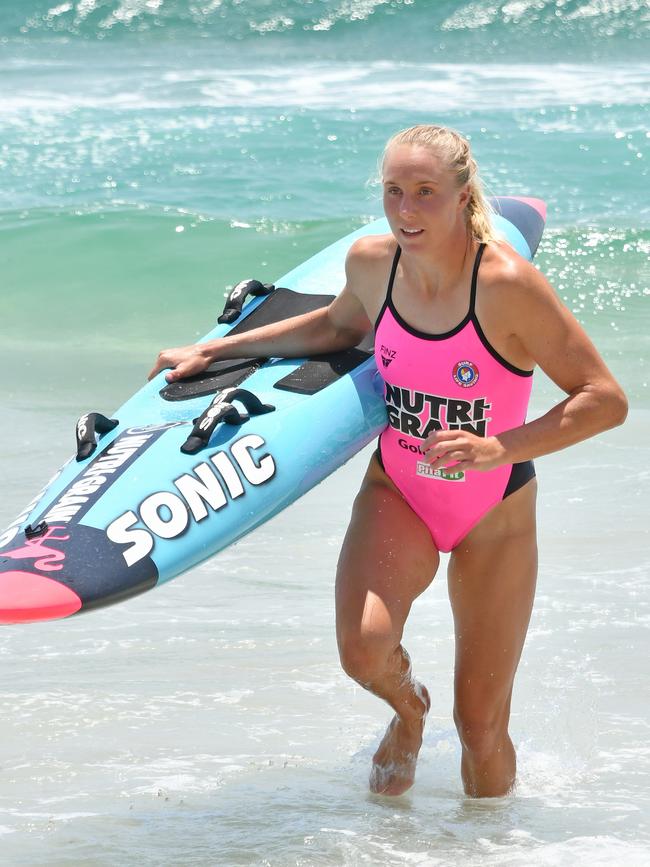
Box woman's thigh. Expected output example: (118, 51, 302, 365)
(336, 454, 440, 653)
(448, 479, 538, 722)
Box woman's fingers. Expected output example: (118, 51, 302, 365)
(423, 432, 463, 464)
(164, 360, 193, 383)
(422, 432, 506, 472)
(147, 352, 172, 381)
(423, 431, 478, 469)
(147, 346, 211, 383)
(427, 450, 465, 471)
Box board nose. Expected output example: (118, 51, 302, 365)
(0, 570, 82, 624)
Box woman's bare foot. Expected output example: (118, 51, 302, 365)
(369, 683, 430, 796)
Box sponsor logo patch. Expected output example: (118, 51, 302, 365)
(453, 360, 479, 388)
(385, 384, 491, 438)
(416, 461, 465, 482)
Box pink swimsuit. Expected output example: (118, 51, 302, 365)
(374, 243, 535, 552)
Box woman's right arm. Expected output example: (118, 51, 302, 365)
(147, 240, 374, 383)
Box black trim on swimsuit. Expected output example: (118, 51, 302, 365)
(381, 245, 473, 340)
(470, 317, 533, 378)
(374, 245, 401, 332)
(375, 243, 533, 377)
(469, 245, 533, 377)
(503, 460, 536, 499)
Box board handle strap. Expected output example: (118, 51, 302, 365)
(218, 279, 275, 325)
(181, 387, 275, 455)
(75, 412, 119, 462)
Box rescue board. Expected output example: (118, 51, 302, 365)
(0, 198, 546, 624)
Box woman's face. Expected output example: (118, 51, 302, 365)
(382, 144, 469, 248)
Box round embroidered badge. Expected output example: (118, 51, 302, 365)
(453, 360, 479, 388)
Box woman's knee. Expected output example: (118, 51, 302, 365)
(338, 632, 395, 686)
(453, 701, 510, 762)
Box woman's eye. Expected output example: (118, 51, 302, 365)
(420, 188, 433, 195)
(386, 187, 401, 195)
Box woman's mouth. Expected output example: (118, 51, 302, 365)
(401, 227, 424, 237)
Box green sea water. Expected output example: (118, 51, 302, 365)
(1, 3, 648, 416)
(1, 212, 648, 407)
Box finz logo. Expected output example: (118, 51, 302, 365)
(453, 360, 479, 388)
(380, 345, 397, 368)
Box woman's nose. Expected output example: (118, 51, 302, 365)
(399, 194, 416, 217)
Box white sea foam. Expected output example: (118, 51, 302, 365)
(0, 62, 648, 117)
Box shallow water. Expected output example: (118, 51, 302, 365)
(1, 418, 649, 865)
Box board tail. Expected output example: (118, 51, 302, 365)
(490, 196, 547, 258)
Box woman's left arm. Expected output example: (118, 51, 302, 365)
(425, 261, 628, 472)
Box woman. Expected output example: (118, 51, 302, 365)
(148, 126, 627, 799)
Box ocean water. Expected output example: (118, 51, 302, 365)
(0, 1, 649, 864)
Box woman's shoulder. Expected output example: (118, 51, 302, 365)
(480, 239, 551, 305)
(344, 233, 396, 297)
(346, 233, 396, 268)
(477, 240, 566, 354)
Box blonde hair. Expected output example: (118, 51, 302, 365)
(381, 124, 500, 244)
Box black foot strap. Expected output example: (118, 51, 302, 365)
(218, 279, 275, 324)
(181, 388, 275, 455)
(76, 412, 119, 462)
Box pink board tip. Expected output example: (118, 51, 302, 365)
(0, 570, 82, 624)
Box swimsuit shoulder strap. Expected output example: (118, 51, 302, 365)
(468, 242, 486, 316)
(386, 244, 401, 301)
(374, 244, 401, 331)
